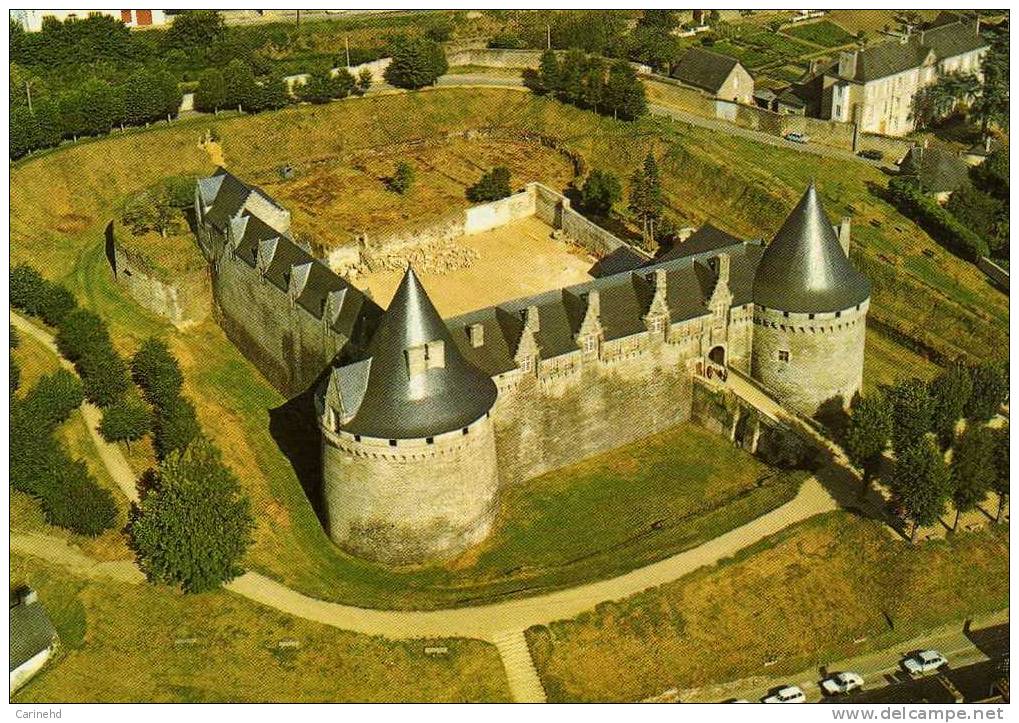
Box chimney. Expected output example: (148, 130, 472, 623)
(654, 268, 667, 292)
(985, 135, 993, 153)
(838, 217, 851, 257)
(714, 253, 730, 289)
(468, 323, 485, 348)
(838, 50, 858, 78)
(524, 305, 540, 332)
(586, 289, 600, 317)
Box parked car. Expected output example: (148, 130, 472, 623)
(762, 685, 806, 703)
(821, 672, 864, 695)
(857, 149, 884, 160)
(784, 132, 810, 144)
(903, 650, 948, 676)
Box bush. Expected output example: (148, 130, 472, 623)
(383, 38, 447, 89)
(131, 337, 184, 409)
(154, 395, 201, 459)
(389, 161, 415, 194)
(130, 439, 254, 592)
(580, 169, 622, 217)
(887, 177, 989, 261)
(41, 458, 117, 537)
(467, 166, 512, 203)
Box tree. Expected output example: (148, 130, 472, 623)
(165, 10, 226, 51)
(389, 161, 415, 195)
(949, 426, 995, 531)
(580, 169, 622, 217)
(628, 24, 681, 73)
(37, 282, 77, 328)
(131, 338, 184, 409)
(579, 55, 606, 111)
(296, 67, 352, 104)
(556, 49, 586, 105)
(605, 60, 648, 120)
(629, 152, 664, 250)
(100, 394, 152, 448)
(79, 346, 130, 408)
(56, 308, 108, 363)
(383, 38, 447, 89)
(10, 264, 47, 316)
(10, 105, 39, 159)
(844, 393, 893, 492)
(892, 439, 951, 543)
(356, 68, 373, 95)
(972, 28, 1009, 134)
(966, 360, 1008, 422)
(42, 458, 117, 537)
(154, 395, 201, 459)
(536, 49, 560, 95)
(11, 357, 21, 395)
(885, 377, 935, 455)
(466, 166, 512, 203)
(195, 68, 228, 113)
(22, 369, 84, 429)
(928, 363, 973, 449)
(991, 425, 1009, 522)
(223, 58, 257, 112)
(130, 439, 254, 593)
(121, 187, 181, 238)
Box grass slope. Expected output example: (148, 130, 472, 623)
(526, 512, 1009, 702)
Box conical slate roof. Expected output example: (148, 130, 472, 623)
(753, 184, 870, 314)
(340, 268, 498, 439)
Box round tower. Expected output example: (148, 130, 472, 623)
(317, 268, 500, 565)
(751, 183, 871, 417)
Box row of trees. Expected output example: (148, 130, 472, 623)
(843, 359, 1009, 541)
(523, 49, 648, 121)
(11, 69, 182, 159)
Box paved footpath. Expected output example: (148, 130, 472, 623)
(11, 310, 840, 701)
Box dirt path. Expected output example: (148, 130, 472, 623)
(11, 532, 144, 584)
(10, 312, 140, 503)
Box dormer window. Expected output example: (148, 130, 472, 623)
(406, 340, 445, 378)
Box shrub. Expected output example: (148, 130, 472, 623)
(887, 177, 989, 261)
(41, 458, 117, 537)
(467, 166, 512, 203)
(154, 395, 201, 459)
(580, 169, 622, 217)
(389, 161, 415, 195)
(383, 38, 447, 89)
(131, 337, 184, 409)
(130, 439, 254, 592)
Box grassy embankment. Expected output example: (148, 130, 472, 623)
(10, 88, 1006, 609)
(10, 555, 510, 703)
(526, 512, 1009, 702)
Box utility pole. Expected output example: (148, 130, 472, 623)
(296, 9, 300, 29)
(25, 80, 33, 114)
(546, 24, 551, 50)
(345, 36, 350, 67)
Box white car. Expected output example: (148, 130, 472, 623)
(903, 650, 948, 676)
(762, 685, 806, 703)
(784, 132, 810, 144)
(821, 672, 864, 695)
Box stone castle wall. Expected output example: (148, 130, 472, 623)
(321, 413, 499, 564)
(111, 243, 211, 326)
(751, 301, 869, 416)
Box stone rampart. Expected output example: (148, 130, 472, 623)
(112, 243, 211, 326)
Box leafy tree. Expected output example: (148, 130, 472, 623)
(165, 10, 226, 51)
(579, 55, 606, 111)
(356, 68, 373, 95)
(383, 38, 447, 89)
(424, 17, 454, 42)
(41, 458, 117, 537)
(946, 185, 1007, 254)
(580, 169, 622, 217)
(885, 377, 935, 454)
(56, 308, 108, 363)
(131, 337, 184, 409)
(154, 395, 201, 459)
(79, 346, 130, 409)
(389, 161, 415, 195)
(892, 439, 951, 543)
(10, 264, 47, 316)
(10, 409, 65, 496)
(844, 392, 893, 491)
(296, 67, 353, 104)
(928, 363, 973, 449)
(37, 282, 77, 328)
(466, 166, 512, 203)
(970, 149, 1008, 201)
(949, 425, 995, 531)
(536, 49, 561, 95)
(10, 324, 19, 350)
(629, 23, 681, 73)
(249, 73, 291, 111)
(991, 425, 1009, 522)
(629, 152, 665, 250)
(223, 58, 257, 111)
(121, 187, 181, 238)
(11, 357, 21, 395)
(966, 360, 1008, 422)
(556, 49, 586, 105)
(973, 27, 1009, 134)
(130, 439, 254, 593)
(637, 9, 680, 31)
(22, 369, 84, 429)
(100, 394, 152, 448)
(194, 68, 228, 113)
(605, 60, 648, 120)
(10, 105, 39, 159)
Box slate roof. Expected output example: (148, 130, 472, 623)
(201, 167, 285, 233)
(753, 184, 870, 313)
(658, 223, 742, 262)
(840, 42, 935, 83)
(339, 268, 498, 439)
(899, 146, 971, 194)
(921, 20, 989, 60)
(10, 593, 56, 673)
(671, 48, 744, 94)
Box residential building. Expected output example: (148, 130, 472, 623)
(671, 48, 755, 105)
(10, 9, 167, 32)
(10, 588, 57, 693)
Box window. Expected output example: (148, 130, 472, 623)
(462, 428, 469, 436)
(835, 310, 842, 318)
(426, 437, 434, 445)
(778, 350, 790, 363)
(354, 435, 361, 443)
(650, 316, 664, 333)
(389, 439, 397, 447)
(808, 313, 815, 320)
(519, 356, 532, 373)
(783, 311, 790, 318)
(583, 336, 597, 354)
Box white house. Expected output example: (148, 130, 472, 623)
(9, 588, 58, 693)
(10, 9, 167, 32)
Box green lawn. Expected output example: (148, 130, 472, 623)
(863, 327, 941, 393)
(526, 511, 1009, 702)
(10, 87, 1007, 611)
(783, 20, 857, 48)
(10, 555, 511, 703)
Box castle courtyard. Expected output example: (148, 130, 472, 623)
(351, 215, 597, 316)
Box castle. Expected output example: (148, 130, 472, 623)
(194, 169, 870, 565)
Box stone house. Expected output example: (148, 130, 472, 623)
(671, 48, 755, 105)
(10, 588, 57, 693)
(799, 17, 988, 136)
